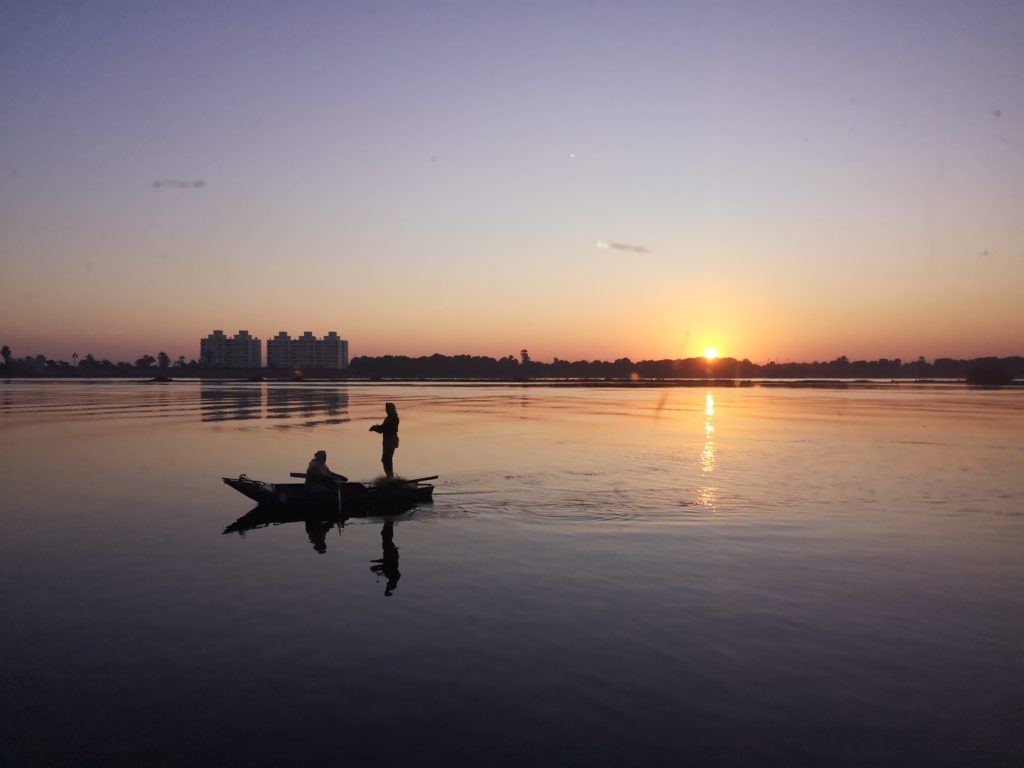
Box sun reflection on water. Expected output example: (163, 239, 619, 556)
(698, 392, 717, 509)
(702, 393, 716, 473)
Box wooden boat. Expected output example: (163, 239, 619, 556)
(222, 474, 435, 509)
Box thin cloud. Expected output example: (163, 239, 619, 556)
(596, 240, 650, 253)
(152, 179, 206, 189)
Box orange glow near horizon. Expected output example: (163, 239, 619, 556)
(3, 4, 1024, 370)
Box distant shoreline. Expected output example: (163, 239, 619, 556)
(3, 353, 1020, 385)
(2, 375, 1020, 388)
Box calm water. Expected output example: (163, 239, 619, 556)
(1, 380, 1022, 767)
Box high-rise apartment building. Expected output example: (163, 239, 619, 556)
(266, 332, 293, 369)
(265, 331, 349, 369)
(200, 330, 262, 368)
(318, 332, 349, 368)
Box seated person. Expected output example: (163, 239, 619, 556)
(305, 450, 347, 491)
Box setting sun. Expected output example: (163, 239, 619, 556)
(704, 347, 719, 360)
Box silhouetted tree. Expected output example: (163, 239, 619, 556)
(520, 349, 531, 365)
(915, 355, 930, 377)
(173, 355, 186, 368)
(1, 345, 10, 366)
(157, 351, 170, 369)
(966, 358, 1013, 385)
(135, 354, 156, 369)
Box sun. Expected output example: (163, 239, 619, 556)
(704, 347, 719, 361)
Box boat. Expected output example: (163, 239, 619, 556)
(222, 474, 436, 510)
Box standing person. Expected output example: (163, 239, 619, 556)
(369, 402, 400, 479)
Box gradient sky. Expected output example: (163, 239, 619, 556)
(3, 1, 1022, 364)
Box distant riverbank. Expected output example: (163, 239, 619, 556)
(2, 353, 1021, 385)
(2, 375, 1021, 388)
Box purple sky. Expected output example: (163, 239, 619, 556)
(3, 1, 1022, 363)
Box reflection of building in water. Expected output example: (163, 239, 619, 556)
(266, 386, 348, 420)
(698, 392, 717, 509)
(200, 383, 349, 425)
(200, 330, 262, 368)
(266, 331, 349, 370)
(200, 384, 263, 421)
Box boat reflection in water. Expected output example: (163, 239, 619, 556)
(223, 502, 414, 594)
(223, 498, 418, 542)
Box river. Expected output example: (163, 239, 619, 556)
(1, 380, 1022, 766)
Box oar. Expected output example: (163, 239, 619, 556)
(290, 471, 349, 481)
(290, 472, 437, 487)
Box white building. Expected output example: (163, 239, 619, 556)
(318, 332, 349, 369)
(266, 332, 294, 369)
(265, 331, 349, 369)
(200, 330, 228, 367)
(200, 330, 262, 368)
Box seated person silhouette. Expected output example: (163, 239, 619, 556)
(305, 450, 347, 492)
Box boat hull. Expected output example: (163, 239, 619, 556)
(222, 475, 434, 509)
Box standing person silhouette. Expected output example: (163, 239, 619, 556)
(369, 402, 400, 479)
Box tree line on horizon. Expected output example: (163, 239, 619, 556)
(2, 345, 1020, 383)
(0, 346, 198, 376)
(343, 351, 1021, 383)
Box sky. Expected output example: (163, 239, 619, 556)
(2, 0, 1023, 364)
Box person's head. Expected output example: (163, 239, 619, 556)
(314, 450, 327, 461)
(385, 402, 397, 416)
